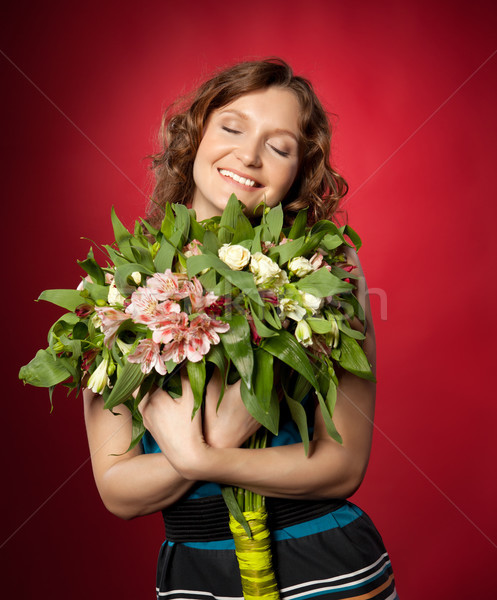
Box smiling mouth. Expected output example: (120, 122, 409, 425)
(218, 169, 262, 188)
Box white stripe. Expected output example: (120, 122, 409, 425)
(280, 552, 390, 594)
(382, 588, 399, 600)
(157, 589, 243, 600)
(283, 561, 392, 600)
(155, 553, 392, 600)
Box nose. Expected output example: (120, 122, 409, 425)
(234, 136, 262, 168)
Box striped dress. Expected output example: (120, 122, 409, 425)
(143, 411, 398, 600)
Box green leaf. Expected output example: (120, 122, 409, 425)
(154, 238, 176, 273)
(288, 208, 308, 239)
(160, 203, 175, 239)
(205, 344, 227, 406)
(83, 281, 109, 302)
(267, 237, 305, 266)
(189, 212, 206, 242)
(326, 378, 338, 415)
(140, 218, 159, 239)
(104, 361, 146, 409)
(103, 244, 130, 267)
(307, 317, 333, 334)
(253, 348, 273, 411)
(295, 267, 354, 297)
(336, 316, 366, 340)
(250, 227, 262, 254)
(38, 289, 84, 311)
(72, 321, 88, 340)
(187, 358, 206, 418)
(263, 304, 282, 330)
(321, 233, 344, 252)
(202, 230, 220, 254)
(78, 251, 105, 285)
(251, 309, 278, 338)
(130, 244, 155, 272)
(219, 314, 254, 391)
(340, 224, 362, 251)
(19, 349, 71, 387)
(198, 267, 217, 291)
(261, 330, 319, 390)
(316, 390, 343, 443)
(232, 212, 255, 245)
(265, 203, 284, 242)
(114, 263, 153, 296)
(284, 393, 310, 455)
(240, 380, 279, 435)
(218, 194, 243, 245)
(111, 206, 132, 244)
(187, 253, 263, 306)
(171, 203, 191, 249)
(221, 486, 252, 538)
(111, 207, 134, 260)
(338, 333, 376, 381)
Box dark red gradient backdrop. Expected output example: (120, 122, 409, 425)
(2, 1, 497, 598)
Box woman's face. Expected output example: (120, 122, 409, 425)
(191, 87, 301, 221)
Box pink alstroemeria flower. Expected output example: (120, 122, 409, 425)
(183, 239, 203, 256)
(149, 300, 182, 330)
(152, 312, 192, 362)
(127, 339, 167, 375)
(95, 306, 130, 347)
(126, 287, 160, 325)
(188, 277, 218, 313)
(147, 270, 190, 301)
(190, 313, 230, 346)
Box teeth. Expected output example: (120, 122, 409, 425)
(219, 169, 256, 187)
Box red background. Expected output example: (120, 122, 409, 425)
(2, 1, 497, 598)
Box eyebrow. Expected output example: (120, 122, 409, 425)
(219, 109, 299, 142)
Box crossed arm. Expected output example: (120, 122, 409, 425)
(84, 249, 376, 520)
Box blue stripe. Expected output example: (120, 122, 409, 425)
(179, 503, 362, 550)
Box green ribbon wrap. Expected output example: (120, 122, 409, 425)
(229, 507, 280, 600)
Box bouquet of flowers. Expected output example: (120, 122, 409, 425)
(20, 194, 374, 600)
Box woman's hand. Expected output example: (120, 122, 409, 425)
(138, 368, 261, 477)
(203, 370, 260, 448)
(138, 370, 207, 478)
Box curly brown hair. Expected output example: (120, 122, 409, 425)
(147, 58, 347, 228)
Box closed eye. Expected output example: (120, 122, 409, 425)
(269, 144, 290, 158)
(222, 126, 241, 134)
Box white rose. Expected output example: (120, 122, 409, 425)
(279, 297, 306, 322)
(250, 252, 282, 285)
(295, 320, 313, 347)
(288, 256, 313, 277)
(218, 244, 251, 270)
(300, 292, 323, 314)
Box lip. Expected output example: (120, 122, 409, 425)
(217, 168, 264, 190)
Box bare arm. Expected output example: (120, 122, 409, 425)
(84, 369, 260, 520)
(83, 392, 194, 520)
(139, 248, 376, 500)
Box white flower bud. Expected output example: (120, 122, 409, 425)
(279, 297, 307, 322)
(131, 271, 142, 285)
(295, 320, 313, 347)
(288, 256, 313, 277)
(87, 357, 110, 394)
(108, 280, 126, 306)
(218, 244, 251, 270)
(300, 292, 323, 314)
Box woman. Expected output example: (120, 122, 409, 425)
(84, 59, 398, 599)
